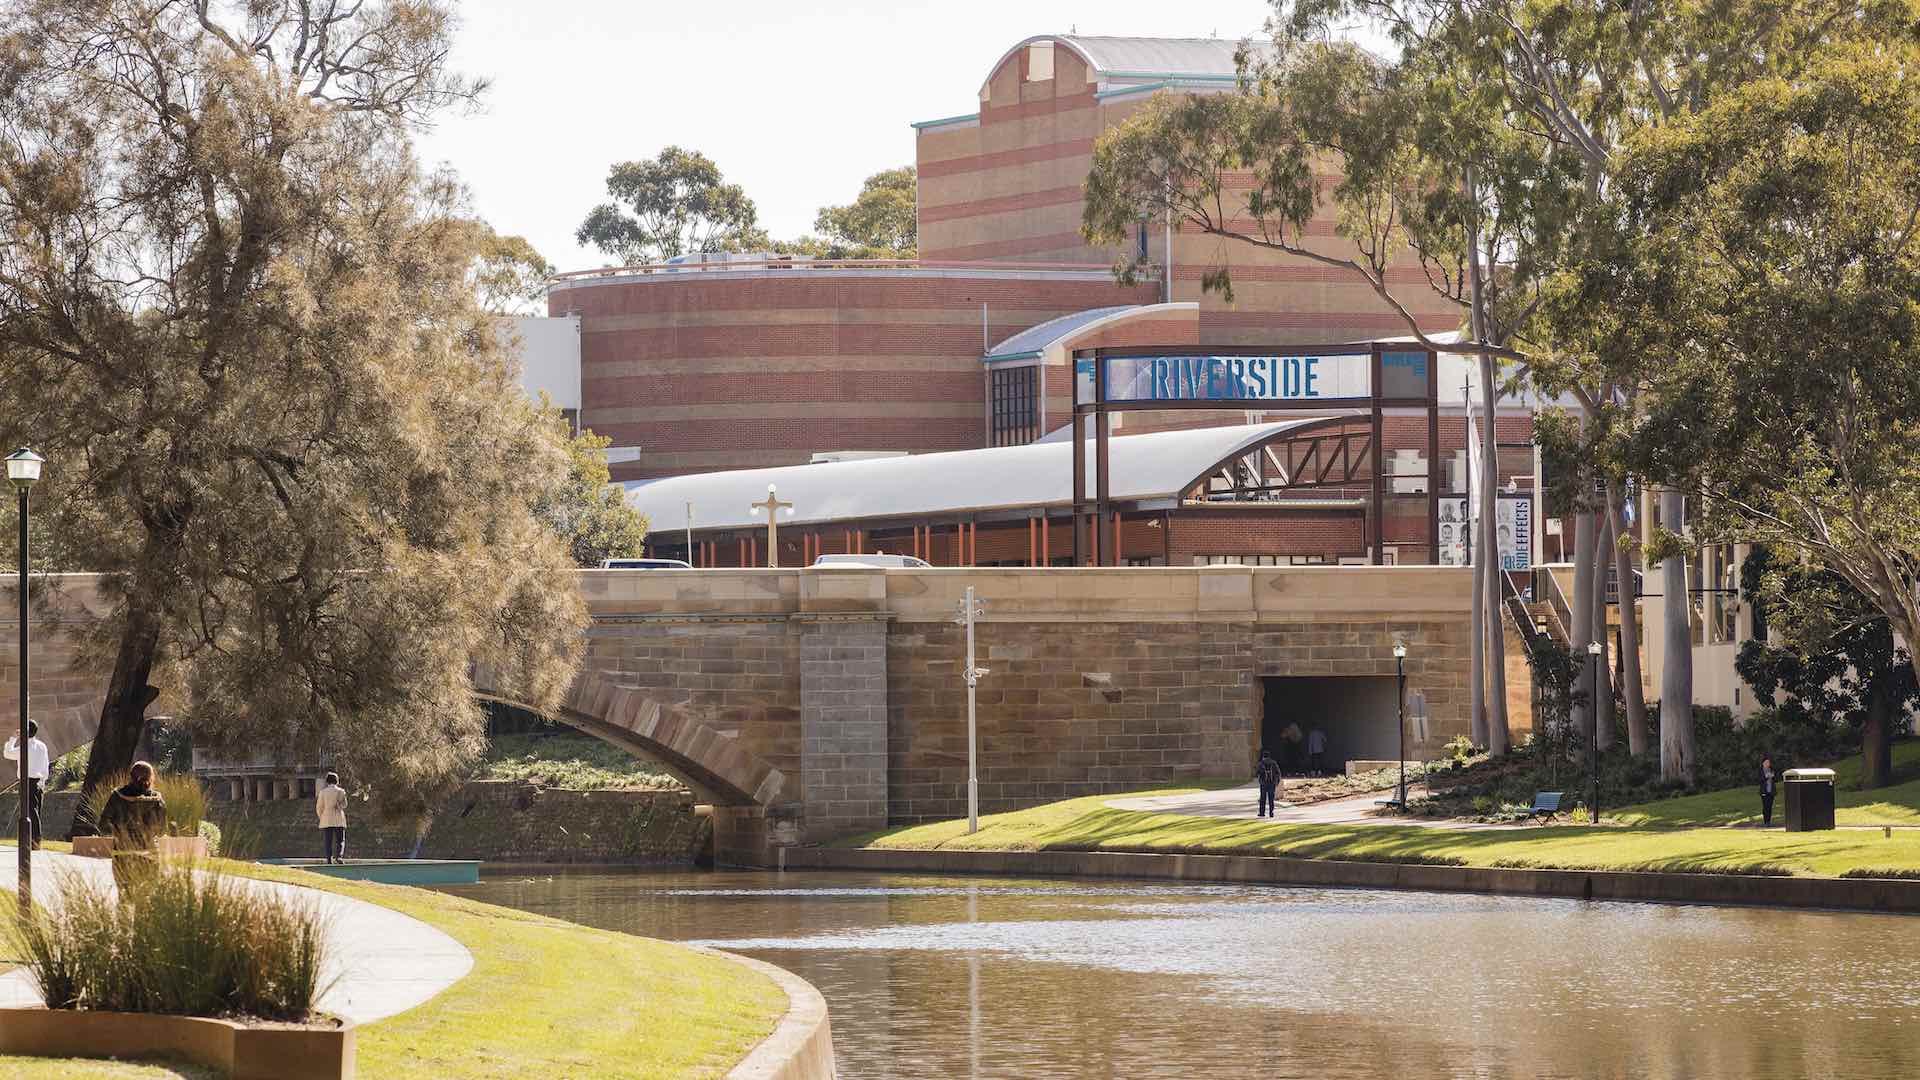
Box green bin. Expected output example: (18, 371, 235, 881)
(1783, 767, 1836, 832)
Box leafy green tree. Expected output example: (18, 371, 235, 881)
(0, 0, 588, 822)
(811, 166, 917, 258)
(1736, 550, 1917, 789)
(1587, 36, 1920, 789)
(575, 146, 769, 264)
(473, 229, 555, 315)
(536, 422, 650, 568)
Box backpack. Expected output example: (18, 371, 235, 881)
(1257, 757, 1280, 784)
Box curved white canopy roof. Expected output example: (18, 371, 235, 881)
(625, 420, 1329, 532)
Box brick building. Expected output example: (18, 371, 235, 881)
(539, 33, 1552, 566)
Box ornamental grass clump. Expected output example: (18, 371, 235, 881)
(6, 865, 331, 1022)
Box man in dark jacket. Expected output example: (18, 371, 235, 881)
(98, 760, 168, 893)
(1254, 749, 1283, 818)
(1759, 756, 1778, 826)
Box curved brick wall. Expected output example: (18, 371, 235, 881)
(550, 267, 1157, 481)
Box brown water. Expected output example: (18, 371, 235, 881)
(436, 870, 1919, 1079)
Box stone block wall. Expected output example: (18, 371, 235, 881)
(799, 617, 890, 841)
(6, 781, 708, 865)
(887, 621, 1256, 822)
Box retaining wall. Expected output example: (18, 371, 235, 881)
(6, 782, 708, 865)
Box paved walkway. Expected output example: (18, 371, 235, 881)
(0, 851, 473, 1023)
(1108, 783, 1522, 830)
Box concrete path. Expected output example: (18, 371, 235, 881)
(0, 851, 473, 1024)
(1108, 782, 1522, 830)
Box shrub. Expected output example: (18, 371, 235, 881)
(6, 864, 330, 1021)
(197, 819, 222, 858)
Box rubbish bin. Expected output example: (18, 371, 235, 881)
(1783, 767, 1836, 832)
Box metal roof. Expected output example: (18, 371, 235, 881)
(1053, 35, 1250, 79)
(625, 420, 1327, 533)
(984, 306, 1138, 361)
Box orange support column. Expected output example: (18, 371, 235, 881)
(1028, 518, 1037, 566)
(1112, 513, 1122, 565)
(969, 522, 978, 565)
(857, 529, 865, 555)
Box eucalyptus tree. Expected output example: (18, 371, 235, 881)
(575, 146, 769, 264)
(1569, 34, 1920, 789)
(0, 0, 589, 820)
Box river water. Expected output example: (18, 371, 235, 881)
(436, 869, 1918, 1079)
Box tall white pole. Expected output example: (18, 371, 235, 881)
(685, 502, 694, 566)
(964, 585, 980, 834)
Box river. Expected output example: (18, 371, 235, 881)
(436, 869, 1918, 1079)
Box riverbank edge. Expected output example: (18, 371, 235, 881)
(779, 845, 1920, 914)
(709, 949, 836, 1080)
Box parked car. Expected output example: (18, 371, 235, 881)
(811, 553, 932, 569)
(601, 558, 693, 569)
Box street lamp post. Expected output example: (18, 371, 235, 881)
(7, 448, 44, 915)
(1587, 638, 1603, 824)
(1393, 640, 1408, 807)
(954, 587, 989, 833)
(748, 485, 793, 568)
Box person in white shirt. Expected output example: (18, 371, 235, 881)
(316, 771, 348, 864)
(5, 720, 50, 849)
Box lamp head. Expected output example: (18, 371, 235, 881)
(1588, 640, 1604, 656)
(1392, 641, 1407, 659)
(5, 448, 44, 491)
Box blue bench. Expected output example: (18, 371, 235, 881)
(1523, 791, 1564, 821)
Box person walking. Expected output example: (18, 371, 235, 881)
(316, 772, 348, 864)
(98, 761, 167, 893)
(4, 719, 49, 849)
(1254, 749, 1282, 818)
(1759, 756, 1778, 827)
(1307, 726, 1327, 776)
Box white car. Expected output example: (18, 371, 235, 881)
(601, 558, 693, 569)
(811, 553, 932, 569)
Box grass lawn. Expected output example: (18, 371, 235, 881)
(0, 1062, 214, 1079)
(1611, 740, 1920, 827)
(0, 848, 787, 1080)
(847, 786, 1920, 878)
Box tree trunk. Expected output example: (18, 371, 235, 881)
(73, 603, 163, 837)
(1570, 509, 1597, 743)
(1862, 621, 1897, 790)
(1609, 485, 1650, 756)
(1591, 506, 1616, 750)
(1479, 352, 1509, 755)
(1659, 489, 1695, 784)
(1469, 484, 1488, 749)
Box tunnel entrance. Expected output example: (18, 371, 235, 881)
(1260, 676, 1401, 776)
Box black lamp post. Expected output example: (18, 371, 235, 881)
(1393, 640, 1408, 806)
(1587, 637, 1603, 824)
(7, 448, 44, 915)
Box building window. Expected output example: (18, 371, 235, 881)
(989, 365, 1039, 446)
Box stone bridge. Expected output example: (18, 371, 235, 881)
(4, 567, 1511, 863)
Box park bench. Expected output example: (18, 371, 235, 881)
(1521, 791, 1563, 822)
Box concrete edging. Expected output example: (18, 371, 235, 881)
(712, 948, 836, 1080)
(779, 845, 1920, 914)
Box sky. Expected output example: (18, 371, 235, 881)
(414, 0, 1279, 273)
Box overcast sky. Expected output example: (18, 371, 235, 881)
(414, 0, 1279, 273)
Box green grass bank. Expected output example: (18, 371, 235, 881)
(843, 784, 1920, 879)
(0, 854, 786, 1079)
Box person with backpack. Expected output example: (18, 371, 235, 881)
(1254, 748, 1283, 818)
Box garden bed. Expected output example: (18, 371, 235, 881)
(0, 1009, 349, 1080)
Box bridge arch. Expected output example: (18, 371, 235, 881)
(474, 669, 786, 807)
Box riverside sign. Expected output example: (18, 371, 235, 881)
(1069, 343, 1443, 567)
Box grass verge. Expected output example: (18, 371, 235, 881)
(478, 731, 681, 790)
(1610, 741, 1920, 827)
(0, 849, 786, 1080)
(847, 787, 1920, 878)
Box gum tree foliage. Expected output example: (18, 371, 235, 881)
(472, 229, 555, 316)
(534, 423, 649, 569)
(810, 166, 917, 258)
(1736, 550, 1918, 789)
(0, 0, 590, 821)
(1579, 35, 1920, 791)
(574, 146, 770, 264)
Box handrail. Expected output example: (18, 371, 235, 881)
(549, 258, 1131, 283)
(1537, 565, 1576, 644)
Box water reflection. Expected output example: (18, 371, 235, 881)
(437, 870, 1917, 1079)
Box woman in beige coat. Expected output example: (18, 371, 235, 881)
(316, 771, 348, 864)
